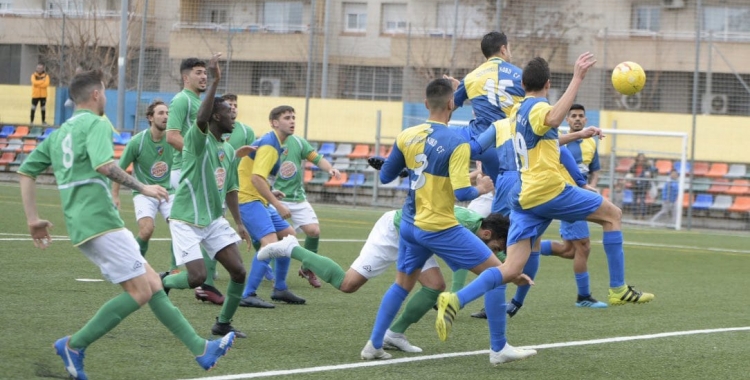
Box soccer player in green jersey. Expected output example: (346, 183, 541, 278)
(19, 69, 235, 380)
(220, 94, 255, 150)
(165, 57, 223, 304)
(273, 132, 340, 288)
(112, 100, 173, 258)
(161, 53, 253, 338)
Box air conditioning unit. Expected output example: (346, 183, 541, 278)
(259, 77, 281, 97)
(702, 93, 728, 114)
(620, 93, 642, 110)
(661, 0, 685, 9)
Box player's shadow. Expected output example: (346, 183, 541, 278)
(34, 361, 71, 379)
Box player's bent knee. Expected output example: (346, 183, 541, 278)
(229, 268, 247, 283)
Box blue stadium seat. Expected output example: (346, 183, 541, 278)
(0, 126, 14, 139)
(39, 128, 55, 141)
(622, 189, 633, 205)
(318, 142, 335, 156)
(673, 161, 691, 174)
(342, 173, 365, 188)
(692, 194, 713, 210)
(118, 132, 132, 145)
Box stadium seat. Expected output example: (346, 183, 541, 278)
(332, 157, 351, 171)
(2, 139, 22, 153)
(672, 160, 690, 174)
(324, 172, 347, 187)
(349, 159, 369, 171)
(317, 142, 335, 156)
(707, 179, 731, 194)
(708, 195, 732, 216)
(725, 164, 747, 179)
(692, 162, 709, 177)
(332, 143, 353, 157)
(654, 159, 672, 175)
(616, 157, 634, 173)
(726, 179, 750, 196)
(114, 145, 125, 159)
(691, 194, 713, 210)
(0, 152, 15, 166)
(705, 163, 728, 178)
(22, 139, 37, 153)
(682, 193, 693, 209)
(38, 128, 54, 141)
(362, 173, 376, 188)
(0, 138, 6, 150)
(691, 177, 713, 192)
(601, 187, 610, 200)
(9, 126, 29, 139)
(25, 126, 44, 140)
(303, 169, 313, 183)
(348, 144, 371, 159)
(10, 153, 27, 167)
(342, 173, 365, 188)
(308, 171, 329, 185)
(114, 131, 132, 146)
(728, 196, 750, 213)
(622, 189, 634, 205)
(0, 126, 14, 138)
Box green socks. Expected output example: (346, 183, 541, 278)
(304, 236, 319, 253)
(162, 271, 190, 289)
(451, 269, 469, 293)
(202, 248, 216, 287)
(148, 290, 205, 356)
(135, 236, 149, 257)
(218, 280, 244, 324)
(291, 246, 345, 289)
(69, 292, 140, 349)
(389, 286, 441, 334)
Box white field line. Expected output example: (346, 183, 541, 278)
(180, 327, 750, 380)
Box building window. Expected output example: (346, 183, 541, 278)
(46, 0, 85, 15)
(263, 1, 304, 33)
(344, 2, 367, 33)
(0, 0, 12, 11)
(704, 6, 750, 34)
(381, 3, 407, 34)
(435, 2, 484, 38)
(341, 66, 402, 101)
(633, 6, 660, 32)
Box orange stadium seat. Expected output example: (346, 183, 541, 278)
(682, 193, 693, 208)
(8, 126, 29, 139)
(705, 163, 728, 178)
(114, 145, 125, 159)
(348, 144, 371, 159)
(692, 162, 709, 177)
(0, 152, 15, 166)
(728, 196, 750, 213)
(654, 159, 672, 175)
(707, 179, 731, 194)
(324, 172, 347, 187)
(303, 169, 313, 183)
(22, 139, 37, 153)
(726, 180, 750, 196)
(615, 157, 634, 173)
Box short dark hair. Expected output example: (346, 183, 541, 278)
(69, 69, 104, 104)
(481, 213, 510, 241)
(425, 78, 454, 110)
(522, 57, 550, 93)
(569, 104, 585, 113)
(179, 58, 206, 75)
(146, 99, 166, 120)
(269, 105, 295, 121)
(481, 31, 508, 59)
(212, 97, 228, 116)
(221, 93, 238, 102)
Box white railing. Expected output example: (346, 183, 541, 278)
(599, 29, 750, 42)
(171, 22, 308, 34)
(0, 8, 140, 19)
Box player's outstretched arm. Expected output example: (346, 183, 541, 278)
(316, 156, 341, 179)
(97, 162, 168, 201)
(195, 53, 222, 133)
(545, 52, 596, 128)
(19, 175, 53, 249)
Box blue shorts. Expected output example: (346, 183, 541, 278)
(560, 220, 590, 241)
(491, 171, 520, 217)
(508, 185, 603, 246)
(239, 201, 290, 243)
(397, 222, 492, 275)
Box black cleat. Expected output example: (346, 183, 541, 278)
(506, 300, 523, 317)
(239, 294, 275, 308)
(271, 289, 306, 304)
(470, 308, 487, 319)
(211, 317, 247, 338)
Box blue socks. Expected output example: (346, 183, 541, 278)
(575, 272, 591, 297)
(242, 254, 267, 298)
(273, 257, 290, 291)
(369, 284, 409, 348)
(485, 286, 507, 351)
(512, 251, 540, 306)
(456, 267, 503, 308)
(602, 231, 626, 288)
(540, 240, 553, 256)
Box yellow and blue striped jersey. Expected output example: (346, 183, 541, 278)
(381, 122, 473, 232)
(513, 97, 568, 209)
(238, 130, 284, 205)
(454, 57, 524, 134)
(564, 134, 600, 180)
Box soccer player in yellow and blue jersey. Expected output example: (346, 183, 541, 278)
(357, 79, 535, 365)
(237, 106, 305, 308)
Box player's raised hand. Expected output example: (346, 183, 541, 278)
(208, 52, 222, 82)
(235, 145, 257, 158)
(28, 219, 53, 249)
(141, 184, 169, 202)
(573, 52, 596, 81)
(442, 74, 460, 90)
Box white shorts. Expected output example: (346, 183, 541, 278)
(350, 210, 439, 279)
(78, 229, 148, 284)
(170, 169, 181, 192)
(169, 218, 240, 266)
(467, 191, 493, 218)
(133, 193, 175, 222)
(281, 200, 319, 232)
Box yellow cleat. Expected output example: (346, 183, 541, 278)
(608, 285, 654, 305)
(435, 292, 460, 342)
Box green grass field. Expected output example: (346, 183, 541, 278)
(1, 182, 748, 380)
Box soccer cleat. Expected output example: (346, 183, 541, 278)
(470, 308, 487, 319)
(195, 332, 235, 370)
(575, 294, 608, 308)
(298, 268, 322, 288)
(608, 285, 655, 305)
(489, 343, 537, 365)
(360, 340, 392, 360)
(383, 329, 422, 353)
(506, 300, 522, 317)
(435, 292, 460, 342)
(54, 336, 88, 380)
(211, 317, 247, 338)
(271, 288, 306, 304)
(239, 294, 275, 308)
(257, 235, 299, 261)
(195, 284, 225, 305)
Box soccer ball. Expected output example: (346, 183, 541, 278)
(611, 61, 646, 96)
